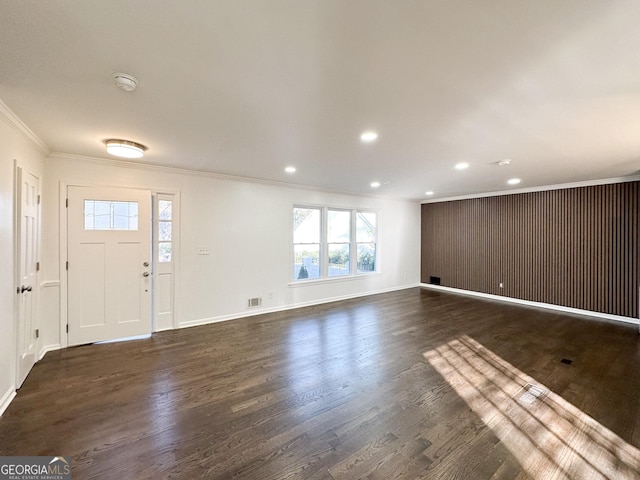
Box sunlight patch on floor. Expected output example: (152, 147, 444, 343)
(423, 335, 640, 479)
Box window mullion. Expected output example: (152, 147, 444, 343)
(350, 210, 356, 275)
(321, 207, 328, 278)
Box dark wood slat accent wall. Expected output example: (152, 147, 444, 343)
(421, 181, 640, 318)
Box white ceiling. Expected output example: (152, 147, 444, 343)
(1, 1, 639, 200)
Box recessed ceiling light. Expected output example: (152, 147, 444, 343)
(285, 166, 296, 173)
(370, 181, 381, 188)
(105, 139, 146, 158)
(455, 162, 469, 170)
(507, 178, 521, 185)
(425, 191, 434, 196)
(360, 131, 378, 143)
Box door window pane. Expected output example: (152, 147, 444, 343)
(157, 199, 173, 263)
(159, 200, 172, 220)
(84, 200, 139, 231)
(159, 221, 172, 241)
(159, 242, 172, 262)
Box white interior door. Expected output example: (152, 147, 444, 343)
(67, 186, 152, 346)
(16, 166, 39, 387)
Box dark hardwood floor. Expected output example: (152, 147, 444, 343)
(1, 287, 640, 479)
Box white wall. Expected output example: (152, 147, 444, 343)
(0, 105, 46, 415)
(42, 154, 420, 342)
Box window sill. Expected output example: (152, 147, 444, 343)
(289, 272, 381, 288)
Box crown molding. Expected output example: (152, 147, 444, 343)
(0, 98, 50, 155)
(421, 175, 640, 204)
(47, 151, 416, 204)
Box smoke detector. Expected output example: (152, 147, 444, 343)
(113, 73, 138, 92)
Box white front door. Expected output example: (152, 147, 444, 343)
(67, 186, 152, 346)
(16, 166, 39, 387)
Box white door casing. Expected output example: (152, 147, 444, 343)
(67, 186, 152, 346)
(16, 166, 39, 388)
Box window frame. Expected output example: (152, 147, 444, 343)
(157, 198, 174, 263)
(292, 205, 378, 283)
(326, 208, 352, 278)
(293, 206, 322, 281)
(355, 210, 377, 274)
(83, 199, 140, 231)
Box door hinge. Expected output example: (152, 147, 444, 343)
(36, 262, 40, 272)
(35, 329, 39, 339)
(66, 324, 69, 333)
(37, 195, 41, 205)
(16, 286, 20, 294)
(66, 261, 69, 271)
(65, 198, 69, 208)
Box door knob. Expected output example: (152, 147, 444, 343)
(143, 272, 150, 277)
(20, 285, 32, 293)
(143, 262, 149, 267)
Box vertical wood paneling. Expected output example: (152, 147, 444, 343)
(420, 181, 640, 318)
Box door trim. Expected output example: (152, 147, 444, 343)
(60, 183, 181, 346)
(152, 191, 180, 331)
(59, 181, 69, 348)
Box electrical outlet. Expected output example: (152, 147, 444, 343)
(198, 246, 210, 255)
(499, 282, 504, 288)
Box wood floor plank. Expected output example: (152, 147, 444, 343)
(1, 287, 639, 479)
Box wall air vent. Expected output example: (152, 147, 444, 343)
(247, 297, 262, 308)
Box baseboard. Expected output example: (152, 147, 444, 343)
(179, 283, 420, 329)
(0, 346, 63, 417)
(38, 344, 61, 361)
(420, 284, 639, 326)
(0, 386, 17, 418)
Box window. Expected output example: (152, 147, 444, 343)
(293, 207, 321, 280)
(293, 206, 377, 281)
(356, 211, 376, 273)
(158, 199, 173, 262)
(328, 210, 350, 277)
(84, 200, 138, 231)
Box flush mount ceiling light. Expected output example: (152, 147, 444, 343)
(113, 73, 139, 92)
(105, 139, 147, 158)
(360, 131, 378, 143)
(285, 166, 296, 173)
(498, 159, 512, 166)
(507, 178, 521, 185)
(455, 162, 469, 170)
(370, 181, 381, 188)
(425, 191, 434, 196)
